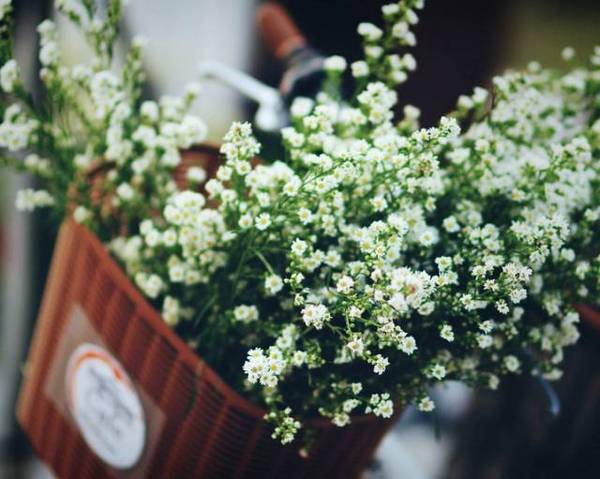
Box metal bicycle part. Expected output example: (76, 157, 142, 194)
(197, 61, 288, 132)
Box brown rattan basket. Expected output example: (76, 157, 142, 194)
(576, 304, 600, 333)
(16, 148, 396, 479)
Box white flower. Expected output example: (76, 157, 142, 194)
(265, 275, 284, 295)
(74, 154, 92, 170)
(140, 100, 159, 122)
(166, 190, 206, 225)
(301, 304, 329, 329)
(336, 275, 354, 294)
(561, 46, 575, 61)
(298, 207, 313, 224)
(291, 239, 308, 256)
(132, 125, 157, 148)
(560, 248, 575, 262)
(292, 350, 307, 366)
(346, 336, 364, 357)
(73, 206, 91, 223)
(370, 195, 387, 212)
(15, 189, 54, 211)
(332, 412, 350, 427)
(443, 216, 460, 233)
(233, 304, 259, 322)
(373, 354, 389, 374)
(162, 229, 177, 247)
(135, 273, 164, 299)
(187, 166, 207, 184)
(24, 154, 50, 175)
(381, 4, 400, 17)
(477, 334, 493, 349)
(324, 55, 347, 72)
(37, 19, 56, 40)
(221, 121, 260, 161)
(403, 105, 420, 122)
(290, 97, 314, 118)
(90, 71, 122, 119)
(373, 398, 394, 418)
(234, 160, 251, 176)
(440, 324, 454, 342)
(243, 348, 267, 384)
(0, 0, 11, 22)
(504, 355, 520, 372)
(281, 127, 305, 148)
(399, 336, 417, 355)
(479, 320, 494, 334)
(162, 296, 180, 326)
(365, 45, 383, 59)
(238, 213, 253, 229)
(417, 396, 435, 412)
(418, 229, 436, 247)
(357, 22, 383, 41)
(0, 60, 19, 93)
(255, 213, 271, 231)
(403, 53, 417, 71)
(283, 176, 301, 196)
(427, 364, 446, 380)
(351, 383, 363, 395)
(351, 61, 369, 78)
(116, 183, 135, 201)
(178, 115, 207, 148)
(131, 35, 148, 48)
(39, 42, 59, 66)
(144, 228, 161, 248)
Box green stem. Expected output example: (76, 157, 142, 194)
(254, 249, 276, 276)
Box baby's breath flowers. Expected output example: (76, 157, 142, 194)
(3, 0, 600, 447)
(122, 1, 599, 444)
(0, 0, 206, 240)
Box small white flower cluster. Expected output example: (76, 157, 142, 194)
(0, 0, 11, 23)
(38, 20, 60, 69)
(265, 408, 301, 445)
(243, 347, 285, 388)
(354, 1, 422, 85)
(0, 59, 19, 93)
(417, 395, 435, 412)
(301, 304, 330, 329)
(120, 21, 600, 440)
(233, 304, 259, 322)
(0, 104, 38, 151)
(220, 121, 260, 163)
(1, 0, 207, 229)
(265, 274, 284, 295)
(323, 55, 347, 73)
(365, 393, 394, 418)
(3, 0, 600, 447)
(15, 188, 54, 211)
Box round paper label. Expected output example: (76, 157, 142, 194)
(65, 343, 146, 469)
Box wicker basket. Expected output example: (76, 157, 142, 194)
(16, 149, 397, 478)
(576, 304, 600, 333)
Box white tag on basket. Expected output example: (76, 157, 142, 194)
(65, 342, 146, 470)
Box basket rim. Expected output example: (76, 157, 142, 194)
(67, 219, 390, 428)
(576, 304, 600, 333)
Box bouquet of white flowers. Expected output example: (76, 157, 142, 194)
(2, 0, 599, 450)
(0, 0, 206, 239)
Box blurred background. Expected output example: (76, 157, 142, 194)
(1, 0, 599, 478)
